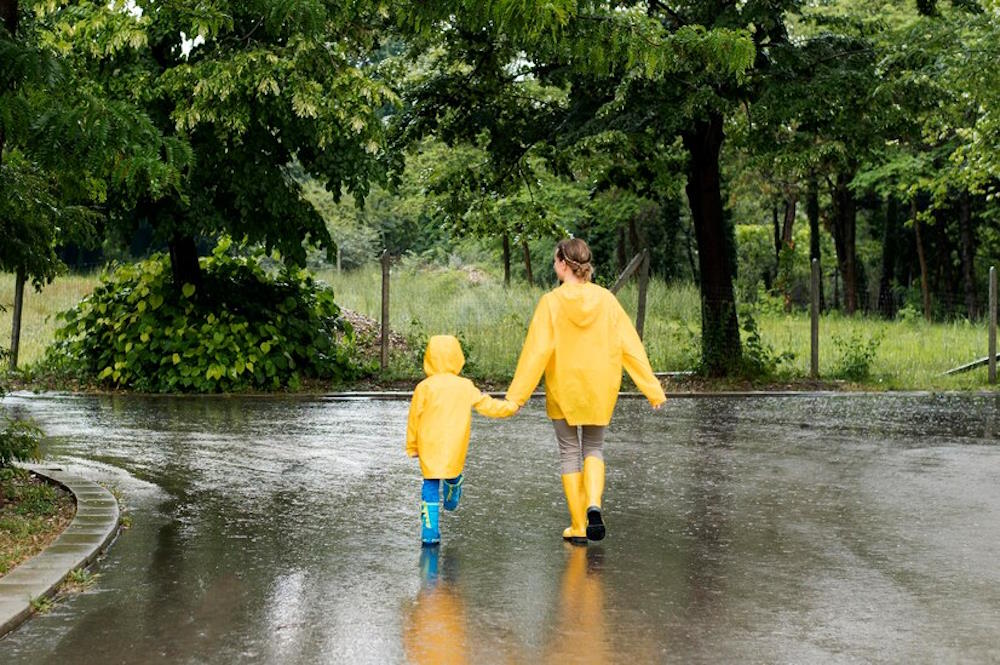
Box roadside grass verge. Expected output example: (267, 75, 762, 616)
(0, 469, 76, 577)
(1, 265, 997, 390)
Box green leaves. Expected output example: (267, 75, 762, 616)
(45, 240, 369, 393)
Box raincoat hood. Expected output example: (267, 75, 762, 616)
(552, 282, 604, 328)
(423, 335, 465, 376)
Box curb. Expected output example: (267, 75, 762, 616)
(0, 466, 121, 639)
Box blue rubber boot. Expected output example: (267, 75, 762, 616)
(442, 474, 464, 511)
(420, 501, 440, 546)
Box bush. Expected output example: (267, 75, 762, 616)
(831, 330, 884, 381)
(46, 240, 369, 392)
(0, 419, 42, 468)
(737, 309, 795, 380)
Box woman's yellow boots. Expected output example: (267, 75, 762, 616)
(583, 456, 606, 541)
(560, 473, 588, 545)
(562, 456, 607, 544)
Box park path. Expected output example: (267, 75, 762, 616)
(1, 392, 999, 664)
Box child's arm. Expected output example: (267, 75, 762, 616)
(405, 384, 425, 457)
(472, 393, 519, 419)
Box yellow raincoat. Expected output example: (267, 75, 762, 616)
(506, 282, 666, 425)
(406, 335, 517, 479)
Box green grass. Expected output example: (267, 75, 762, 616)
(0, 273, 98, 368)
(0, 469, 76, 576)
(2, 265, 997, 390)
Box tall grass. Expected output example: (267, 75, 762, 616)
(0, 273, 98, 368)
(2, 264, 997, 389)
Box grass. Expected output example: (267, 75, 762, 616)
(1, 264, 997, 390)
(0, 272, 98, 368)
(0, 469, 76, 577)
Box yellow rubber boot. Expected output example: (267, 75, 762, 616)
(583, 456, 606, 541)
(561, 472, 588, 545)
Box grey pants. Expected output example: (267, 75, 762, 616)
(553, 419, 606, 475)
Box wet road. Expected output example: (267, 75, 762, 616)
(1, 393, 999, 664)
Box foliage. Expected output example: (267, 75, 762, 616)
(33, 0, 399, 283)
(831, 329, 884, 381)
(0, 419, 42, 468)
(1, 3, 185, 288)
(737, 308, 795, 380)
(47, 239, 369, 392)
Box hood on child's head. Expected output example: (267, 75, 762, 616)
(423, 335, 466, 376)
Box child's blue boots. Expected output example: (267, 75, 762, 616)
(442, 475, 464, 511)
(420, 501, 440, 546)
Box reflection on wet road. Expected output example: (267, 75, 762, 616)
(1, 393, 999, 663)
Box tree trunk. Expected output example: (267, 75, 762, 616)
(781, 196, 796, 247)
(168, 233, 202, 289)
(628, 214, 641, 258)
(521, 240, 533, 287)
(772, 205, 780, 271)
(682, 113, 741, 376)
(0, 0, 17, 37)
(502, 232, 511, 287)
(684, 216, 698, 284)
(807, 174, 824, 311)
(912, 200, 931, 321)
(878, 196, 899, 318)
(9, 265, 24, 370)
(958, 191, 977, 319)
(831, 173, 858, 315)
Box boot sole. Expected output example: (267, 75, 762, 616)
(563, 534, 588, 546)
(586, 508, 605, 541)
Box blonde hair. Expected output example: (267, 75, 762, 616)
(555, 238, 593, 281)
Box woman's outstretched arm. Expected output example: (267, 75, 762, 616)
(616, 300, 667, 408)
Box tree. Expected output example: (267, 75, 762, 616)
(1, 1, 184, 367)
(39, 1, 398, 289)
(396, 1, 759, 374)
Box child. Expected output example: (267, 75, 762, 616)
(406, 335, 518, 546)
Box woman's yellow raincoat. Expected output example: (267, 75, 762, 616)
(406, 335, 517, 479)
(506, 282, 666, 425)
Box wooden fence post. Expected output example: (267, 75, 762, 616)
(381, 250, 390, 371)
(990, 266, 997, 385)
(609, 251, 645, 295)
(9, 266, 25, 371)
(811, 258, 819, 379)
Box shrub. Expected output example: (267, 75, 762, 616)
(0, 419, 42, 468)
(737, 309, 795, 380)
(46, 240, 369, 392)
(831, 330, 884, 381)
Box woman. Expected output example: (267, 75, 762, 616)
(506, 238, 666, 544)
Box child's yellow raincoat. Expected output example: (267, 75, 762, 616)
(406, 335, 517, 479)
(506, 282, 666, 425)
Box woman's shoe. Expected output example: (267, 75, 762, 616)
(561, 472, 588, 546)
(586, 506, 605, 541)
(583, 457, 606, 541)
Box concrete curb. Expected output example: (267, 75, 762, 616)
(0, 466, 121, 639)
